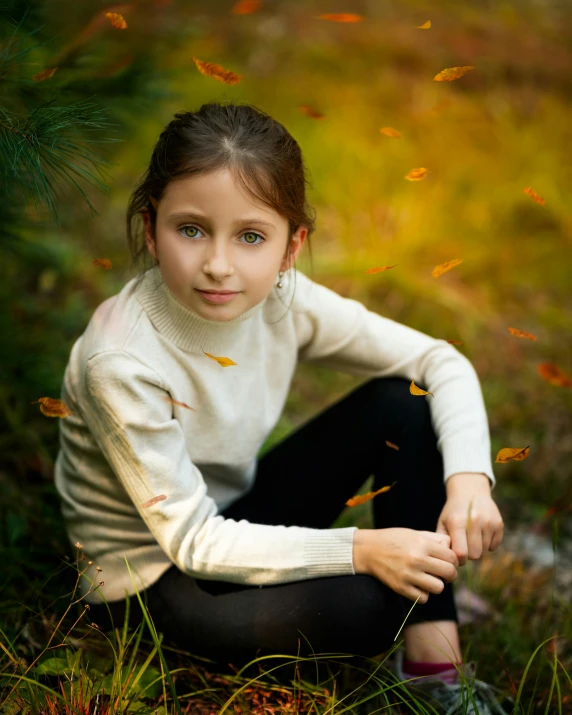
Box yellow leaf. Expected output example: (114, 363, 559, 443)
(32, 67, 58, 82)
(141, 494, 167, 508)
(317, 13, 364, 22)
(203, 350, 238, 367)
(163, 396, 196, 411)
(405, 167, 428, 181)
(433, 66, 475, 82)
(432, 258, 463, 278)
(537, 362, 572, 387)
(92, 258, 112, 270)
(192, 57, 242, 84)
(446, 339, 465, 345)
(299, 105, 326, 119)
(231, 0, 261, 14)
(380, 127, 401, 138)
(385, 440, 399, 450)
(410, 380, 434, 397)
(31, 397, 72, 418)
(105, 12, 127, 29)
(507, 327, 537, 341)
(416, 20, 431, 29)
(495, 446, 530, 463)
(365, 264, 398, 274)
(523, 187, 545, 205)
(346, 482, 396, 507)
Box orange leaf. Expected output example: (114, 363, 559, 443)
(105, 12, 127, 29)
(365, 264, 398, 274)
(231, 0, 261, 14)
(192, 57, 242, 84)
(507, 326, 537, 341)
(537, 362, 572, 387)
(203, 349, 237, 367)
(318, 13, 364, 22)
(433, 66, 475, 82)
(299, 105, 326, 119)
(141, 494, 167, 508)
(416, 20, 431, 29)
(495, 446, 530, 463)
(432, 258, 463, 278)
(93, 258, 112, 270)
(31, 397, 72, 418)
(163, 396, 196, 411)
(410, 380, 434, 397)
(32, 67, 58, 82)
(446, 339, 465, 345)
(346, 482, 396, 507)
(385, 440, 399, 450)
(523, 186, 545, 205)
(380, 127, 401, 138)
(405, 167, 428, 181)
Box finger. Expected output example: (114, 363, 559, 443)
(408, 587, 430, 604)
(425, 555, 458, 582)
(423, 530, 451, 547)
(481, 525, 494, 553)
(418, 573, 447, 596)
(450, 526, 468, 565)
(466, 520, 483, 560)
(489, 525, 504, 551)
(429, 541, 459, 566)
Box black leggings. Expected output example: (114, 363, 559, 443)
(88, 376, 458, 673)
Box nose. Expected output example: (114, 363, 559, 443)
(203, 237, 234, 278)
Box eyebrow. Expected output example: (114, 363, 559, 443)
(166, 210, 276, 229)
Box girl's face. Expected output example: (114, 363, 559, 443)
(142, 168, 307, 321)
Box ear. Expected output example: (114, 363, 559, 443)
(281, 226, 308, 271)
(142, 210, 158, 261)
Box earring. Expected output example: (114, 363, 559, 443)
(276, 270, 284, 288)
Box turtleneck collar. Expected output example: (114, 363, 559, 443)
(134, 265, 295, 355)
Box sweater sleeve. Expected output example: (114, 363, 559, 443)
(81, 350, 358, 586)
(292, 272, 497, 490)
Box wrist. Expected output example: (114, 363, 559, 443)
(352, 528, 372, 575)
(446, 472, 492, 494)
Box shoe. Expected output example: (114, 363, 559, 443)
(389, 648, 521, 714)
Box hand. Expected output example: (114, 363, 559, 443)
(437, 472, 504, 566)
(353, 527, 459, 604)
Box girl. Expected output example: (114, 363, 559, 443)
(55, 101, 513, 714)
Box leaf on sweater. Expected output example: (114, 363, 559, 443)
(163, 396, 196, 411)
(192, 57, 242, 84)
(317, 13, 364, 22)
(416, 20, 431, 29)
(365, 264, 398, 274)
(380, 127, 401, 138)
(32, 67, 58, 82)
(385, 440, 399, 450)
(523, 187, 545, 205)
(141, 494, 167, 508)
(299, 105, 326, 119)
(31, 397, 72, 418)
(410, 380, 434, 397)
(346, 481, 396, 507)
(231, 0, 261, 14)
(105, 12, 127, 29)
(405, 167, 428, 181)
(433, 66, 475, 82)
(202, 349, 238, 367)
(508, 327, 537, 341)
(537, 362, 572, 387)
(432, 258, 463, 278)
(495, 446, 530, 463)
(92, 258, 112, 270)
(446, 339, 465, 345)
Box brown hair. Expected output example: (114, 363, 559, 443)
(126, 100, 316, 309)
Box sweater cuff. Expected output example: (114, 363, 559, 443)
(441, 436, 497, 491)
(303, 526, 359, 578)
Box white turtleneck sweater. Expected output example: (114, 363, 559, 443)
(54, 265, 496, 605)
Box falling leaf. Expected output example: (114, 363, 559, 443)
(231, 0, 261, 13)
(433, 66, 475, 82)
(365, 264, 398, 274)
(32, 67, 58, 82)
(410, 380, 434, 397)
(141, 494, 167, 508)
(163, 396, 197, 410)
(537, 363, 572, 387)
(495, 446, 530, 463)
(31, 397, 72, 418)
(192, 57, 242, 84)
(105, 12, 127, 29)
(405, 167, 428, 181)
(93, 258, 112, 270)
(299, 105, 326, 119)
(380, 127, 401, 138)
(203, 349, 237, 367)
(446, 339, 465, 345)
(507, 327, 537, 341)
(346, 482, 396, 507)
(317, 13, 364, 22)
(385, 440, 399, 450)
(523, 187, 545, 205)
(432, 258, 463, 278)
(75, 542, 83, 549)
(416, 20, 431, 29)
